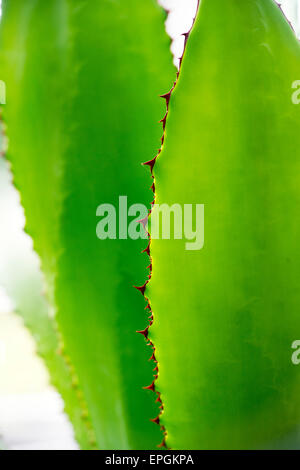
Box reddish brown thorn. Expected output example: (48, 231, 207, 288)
(153, 366, 158, 373)
(133, 283, 147, 296)
(158, 438, 167, 449)
(145, 303, 151, 311)
(144, 381, 155, 392)
(183, 31, 190, 47)
(142, 243, 150, 256)
(155, 393, 162, 404)
(142, 157, 156, 173)
(138, 216, 148, 229)
(136, 327, 149, 339)
(161, 135, 165, 145)
(150, 416, 160, 425)
(149, 352, 157, 362)
(159, 113, 167, 130)
(160, 91, 171, 107)
(150, 182, 155, 192)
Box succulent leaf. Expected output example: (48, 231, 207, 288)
(149, 0, 300, 450)
(0, 0, 175, 449)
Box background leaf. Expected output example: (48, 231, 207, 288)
(0, 0, 175, 449)
(0, 132, 94, 450)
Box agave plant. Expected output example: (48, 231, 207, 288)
(0, 0, 300, 451)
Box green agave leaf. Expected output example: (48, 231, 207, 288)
(0, 0, 70, 306)
(149, 0, 300, 450)
(0, 0, 175, 449)
(0, 1, 95, 448)
(0, 143, 93, 450)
